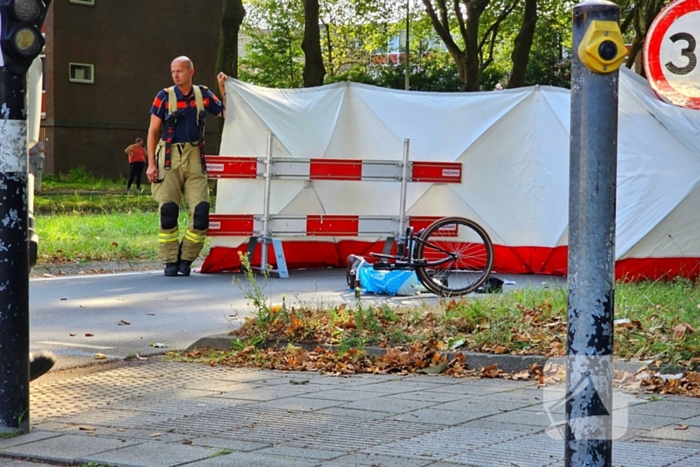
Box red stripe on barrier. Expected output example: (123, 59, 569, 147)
(306, 215, 360, 236)
(310, 159, 363, 181)
(408, 216, 445, 233)
(208, 214, 255, 236)
(412, 162, 462, 183)
(204, 156, 258, 179)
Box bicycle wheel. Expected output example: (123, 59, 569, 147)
(414, 217, 494, 297)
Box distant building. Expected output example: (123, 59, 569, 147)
(42, 0, 224, 179)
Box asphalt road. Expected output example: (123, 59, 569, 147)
(29, 268, 565, 371)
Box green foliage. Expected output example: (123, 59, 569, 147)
(239, 0, 305, 87)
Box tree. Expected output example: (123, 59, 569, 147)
(239, 0, 305, 88)
(215, 0, 246, 80)
(421, 0, 519, 91)
(507, 0, 537, 88)
(302, 0, 326, 86)
(618, 0, 670, 75)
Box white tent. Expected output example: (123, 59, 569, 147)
(202, 67, 700, 280)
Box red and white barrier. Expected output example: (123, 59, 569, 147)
(205, 135, 462, 277)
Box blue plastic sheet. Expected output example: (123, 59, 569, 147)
(354, 261, 420, 296)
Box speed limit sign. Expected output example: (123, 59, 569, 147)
(644, 0, 700, 109)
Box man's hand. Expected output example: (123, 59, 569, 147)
(217, 72, 228, 96)
(146, 164, 158, 183)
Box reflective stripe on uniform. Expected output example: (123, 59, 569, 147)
(184, 229, 206, 244)
(158, 231, 180, 244)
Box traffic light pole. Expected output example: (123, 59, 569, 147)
(0, 66, 31, 434)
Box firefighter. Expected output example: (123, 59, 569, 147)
(146, 56, 227, 276)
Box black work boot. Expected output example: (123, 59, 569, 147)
(164, 262, 179, 276)
(178, 260, 192, 276)
(29, 352, 56, 381)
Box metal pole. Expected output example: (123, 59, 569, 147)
(0, 69, 31, 434)
(404, 0, 410, 91)
(398, 138, 410, 236)
(261, 133, 274, 269)
(567, 1, 621, 465)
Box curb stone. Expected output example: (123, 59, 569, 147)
(187, 334, 646, 374)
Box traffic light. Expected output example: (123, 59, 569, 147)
(0, 0, 51, 74)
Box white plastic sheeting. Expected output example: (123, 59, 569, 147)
(206, 67, 700, 277)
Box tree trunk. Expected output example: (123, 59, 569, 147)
(302, 0, 326, 87)
(215, 0, 246, 80)
(508, 0, 538, 88)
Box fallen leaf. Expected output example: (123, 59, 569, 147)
(149, 432, 161, 438)
(687, 372, 700, 384)
(674, 323, 695, 339)
(493, 345, 508, 355)
(674, 424, 689, 431)
(150, 342, 168, 348)
(69, 333, 76, 337)
(94, 353, 107, 360)
(136, 353, 148, 361)
(85, 333, 94, 337)
(182, 439, 193, 445)
(420, 361, 449, 375)
(118, 320, 131, 326)
(148, 313, 155, 316)
(116, 428, 126, 432)
(79, 426, 96, 432)
(289, 379, 309, 385)
(111, 242, 119, 247)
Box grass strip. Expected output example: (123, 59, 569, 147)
(36, 212, 210, 263)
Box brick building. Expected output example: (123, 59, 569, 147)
(43, 0, 224, 179)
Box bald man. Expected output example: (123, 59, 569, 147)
(147, 57, 228, 276)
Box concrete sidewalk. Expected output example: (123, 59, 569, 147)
(2, 359, 700, 467)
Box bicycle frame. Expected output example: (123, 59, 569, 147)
(370, 226, 458, 270)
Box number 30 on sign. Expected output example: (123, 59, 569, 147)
(644, 0, 700, 109)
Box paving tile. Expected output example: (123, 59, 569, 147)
(613, 439, 700, 466)
(358, 380, 460, 394)
(363, 425, 523, 460)
(432, 399, 530, 415)
(481, 407, 565, 427)
(628, 400, 700, 418)
(181, 380, 260, 392)
(388, 407, 483, 426)
(0, 460, 57, 467)
(1, 434, 141, 464)
(387, 391, 466, 403)
(244, 396, 345, 412)
(670, 453, 700, 466)
(188, 436, 272, 452)
(641, 424, 700, 442)
(459, 418, 546, 434)
(255, 444, 346, 460)
(320, 452, 433, 467)
(188, 451, 326, 466)
(338, 396, 439, 414)
(79, 440, 220, 467)
(311, 388, 398, 402)
(447, 433, 563, 467)
(0, 431, 62, 450)
(315, 407, 393, 420)
(204, 385, 318, 401)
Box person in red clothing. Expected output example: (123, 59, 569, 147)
(124, 137, 147, 193)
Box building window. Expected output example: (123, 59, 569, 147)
(70, 0, 95, 5)
(69, 63, 94, 84)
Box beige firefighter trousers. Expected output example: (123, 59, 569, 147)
(151, 141, 209, 264)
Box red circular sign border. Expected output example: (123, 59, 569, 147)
(644, 0, 700, 110)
